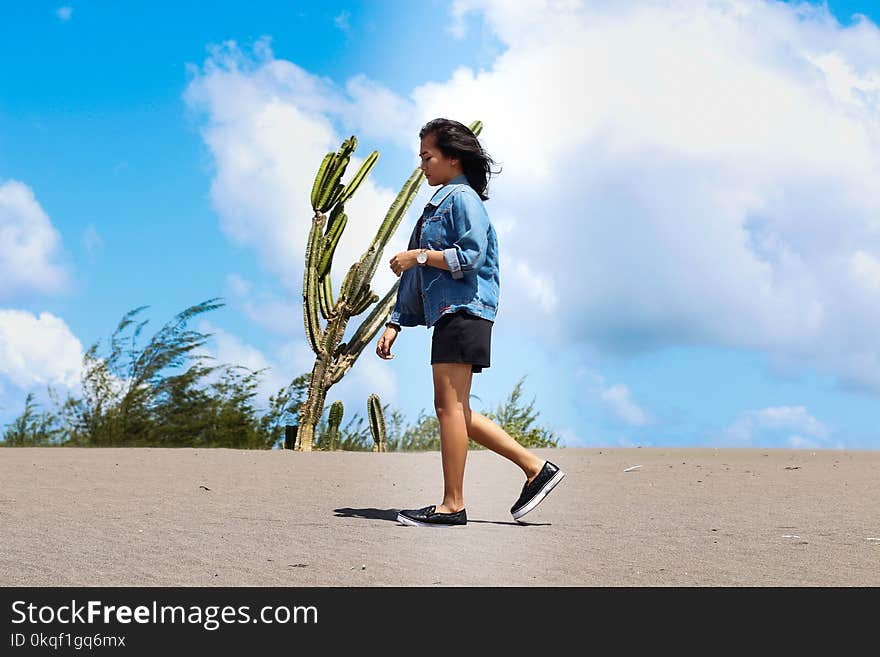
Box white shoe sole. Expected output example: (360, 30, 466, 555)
(511, 470, 565, 521)
(397, 513, 466, 527)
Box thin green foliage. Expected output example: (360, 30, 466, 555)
(1, 301, 559, 451)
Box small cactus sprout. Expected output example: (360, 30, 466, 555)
(327, 400, 344, 450)
(367, 393, 387, 453)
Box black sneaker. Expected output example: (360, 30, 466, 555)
(510, 461, 565, 521)
(397, 505, 467, 527)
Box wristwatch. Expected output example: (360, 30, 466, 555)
(416, 248, 428, 266)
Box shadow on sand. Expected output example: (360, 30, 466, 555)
(333, 507, 550, 526)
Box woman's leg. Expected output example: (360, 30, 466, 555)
(431, 362, 474, 513)
(463, 409, 545, 483)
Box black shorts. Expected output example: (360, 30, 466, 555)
(430, 309, 493, 373)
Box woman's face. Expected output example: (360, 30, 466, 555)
(419, 134, 462, 186)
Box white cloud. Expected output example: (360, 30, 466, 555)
(503, 256, 558, 313)
(330, 351, 398, 411)
(184, 0, 880, 399)
(600, 383, 650, 426)
(0, 309, 83, 390)
(341, 74, 414, 148)
(276, 338, 318, 376)
(803, 49, 880, 108)
(849, 249, 880, 291)
(0, 310, 209, 422)
(82, 223, 104, 260)
(556, 425, 598, 447)
(431, 0, 880, 396)
(578, 367, 651, 426)
(225, 273, 251, 297)
(192, 319, 288, 402)
(787, 433, 820, 449)
(334, 10, 352, 32)
(718, 404, 835, 447)
(56, 6, 73, 21)
(0, 180, 70, 301)
(223, 273, 302, 336)
(183, 39, 410, 329)
(224, 272, 307, 338)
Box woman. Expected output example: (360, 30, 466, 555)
(376, 118, 565, 527)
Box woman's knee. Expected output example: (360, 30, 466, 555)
(434, 401, 468, 418)
(434, 391, 470, 416)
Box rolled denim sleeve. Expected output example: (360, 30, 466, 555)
(442, 191, 489, 280)
(388, 293, 402, 325)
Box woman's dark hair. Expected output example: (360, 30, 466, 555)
(419, 118, 501, 201)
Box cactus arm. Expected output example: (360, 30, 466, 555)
(310, 153, 334, 210)
(325, 180, 347, 211)
(316, 137, 357, 212)
(339, 260, 363, 303)
(317, 212, 347, 279)
(316, 205, 346, 319)
(350, 289, 379, 317)
(337, 150, 379, 206)
(303, 214, 326, 354)
(345, 171, 422, 303)
(328, 400, 344, 450)
(375, 168, 423, 248)
(341, 283, 398, 365)
(318, 273, 333, 319)
(350, 280, 373, 310)
(367, 394, 387, 452)
(329, 400, 343, 425)
(317, 159, 347, 212)
(311, 136, 358, 213)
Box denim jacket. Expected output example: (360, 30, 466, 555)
(389, 174, 500, 328)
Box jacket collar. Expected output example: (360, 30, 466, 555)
(427, 174, 469, 207)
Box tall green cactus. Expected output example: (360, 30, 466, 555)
(327, 400, 344, 451)
(294, 123, 484, 451)
(367, 393, 386, 453)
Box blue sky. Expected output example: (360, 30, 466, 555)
(2, 1, 880, 449)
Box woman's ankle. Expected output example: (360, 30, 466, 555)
(524, 458, 545, 482)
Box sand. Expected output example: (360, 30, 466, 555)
(0, 447, 877, 586)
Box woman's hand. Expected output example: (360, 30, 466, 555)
(376, 326, 398, 359)
(389, 250, 419, 277)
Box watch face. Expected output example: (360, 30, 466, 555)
(417, 251, 427, 263)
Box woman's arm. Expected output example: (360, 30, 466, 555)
(390, 249, 449, 275)
(389, 190, 489, 276)
(441, 191, 489, 279)
(421, 250, 450, 270)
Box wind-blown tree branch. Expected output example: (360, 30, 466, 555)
(0, 393, 64, 446)
(8, 299, 228, 446)
(75, 298, 228, 445)
(0, 299, 314, 448)
(482, 375, 560, 449)
(296, 123, 484, 451)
